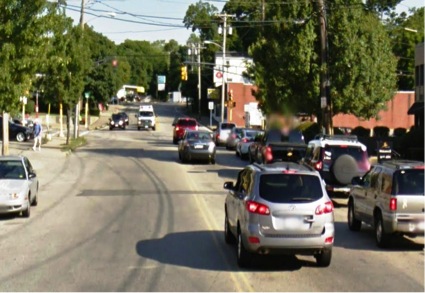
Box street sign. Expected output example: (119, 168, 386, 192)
(208, 101, 214, 110)
(157, 75, 166, 84)
(215, 71, 223, 79)
(321, 97, 327, 109)
(84, 92, 90, 99)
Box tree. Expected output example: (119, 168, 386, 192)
(183, 1, 219, 41)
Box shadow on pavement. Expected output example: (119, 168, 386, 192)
(333, 221, 424, 252)
(136, 230, 307, 272)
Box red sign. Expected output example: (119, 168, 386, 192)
(216, 71, 223, 79)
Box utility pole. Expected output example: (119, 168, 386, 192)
(197, 43, 202, 117)
(217, 14, 233, 123)
(317, 0, 331, 134)
(79, 0, 85, 29)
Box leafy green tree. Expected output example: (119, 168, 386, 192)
(386, 8, 424, 90)
(183, 1, 219, 41)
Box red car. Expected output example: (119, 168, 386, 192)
(172, 117, 198, 144)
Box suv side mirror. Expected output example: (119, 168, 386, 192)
(351, 176, 363, 186)
(29, 173, 37, 179)
(223, 181, 234, 190)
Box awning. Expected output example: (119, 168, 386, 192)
(407, 102, 424, 115)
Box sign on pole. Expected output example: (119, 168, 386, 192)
(208, 101, 214, 110)
(321, 97, 327, 109)
(157, 75, 166, 92)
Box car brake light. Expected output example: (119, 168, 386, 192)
(315, 161, 323, 171)
(390, 198, 397, 211)
(282, 169, 297, 174)
(176, 127, 180, 131)
(325, 236, 334, 244)
(315, 201, 334, 215)
(248, 236, 260, 244)
(414, 165, 425, 169)
(264, 146, 273, 162)
(340, 145, 348, 148)
(242, 138, 248, 143)
(246, 201, 270, 215)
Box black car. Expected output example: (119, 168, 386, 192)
(118, 112, 129, 125)
(109, 113, 126, 130)
(0, 118, 32, 142)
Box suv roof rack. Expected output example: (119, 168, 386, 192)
(314, 134, 358, 142)
(252, 162, 315, 172)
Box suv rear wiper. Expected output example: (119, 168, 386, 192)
(290, 197, 315, 202)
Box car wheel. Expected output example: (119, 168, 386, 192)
(152, 126, 156, 131)
(348, 200, 361, 231)
(16, 132, 26, 142)
(315, 249, 332, 267)
(138, 127, 140, 130)
(210, 157, 216, 165)
(237, 229, 252, 268)
(22, 195, 30, 218)
(123, 125, 126, 130)
(224, 212, 235, 244)
(375, 213, 390, 248)
(248, 152, 253, 163)
(32, 185, 39, 206)
(109, 127, 113, 131)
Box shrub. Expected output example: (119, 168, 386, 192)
(393, 127, 407, 137)
(373, 126, 390, 137)
(26, 100, 35, 114)
(351, 126, 370, 137)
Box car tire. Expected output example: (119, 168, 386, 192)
(315, 249, 332, 267)
(123, 125, 126, 130)
(332, 154, 359, 185)
(237, 229, 252, 268)
(32, 185, 39, 206)
(248, 152, 253, 163)
(109, 127, 113, 131)
(348, 200, 361, 231)
(375, 213, 390, 248)
(210, 157, 216, 165)
(16, 132, 26, 142)
(22, 195, 30, 218)
(224, 212, 235, 244)
(138, 127, 140, 131)
(152, 126, 156, 131)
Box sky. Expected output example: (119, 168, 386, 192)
(64, 0, 424, 45)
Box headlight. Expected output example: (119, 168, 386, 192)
(9, 193, 20, 200)
(119, 121, 123, 125)
(110, 121, 114, 125)
(208, 142, 215, 152)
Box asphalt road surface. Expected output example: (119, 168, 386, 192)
(0, 102, 423, 291)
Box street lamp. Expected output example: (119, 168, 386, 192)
(204, 40, 226, 122)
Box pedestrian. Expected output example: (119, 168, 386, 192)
(32, 119, 42, 151)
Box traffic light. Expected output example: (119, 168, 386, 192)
(227, 100, 236, 109)
(181, 65, 188, 81)
(228, 89, 234, 100)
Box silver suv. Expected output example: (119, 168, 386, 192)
(348, 160, 424, 248)
(223, 162, 335, 268)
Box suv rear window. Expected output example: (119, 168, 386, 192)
(178, 119, 197, 127)
(267, 129, 304, 143)
(259, 174, 323, 203)
(221, 123, 235, 130)
(394, 169, 424, 195)
(324, 146, 367, 162)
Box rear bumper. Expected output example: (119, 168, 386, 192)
(186, 150, 215, 160)
(242, 223, 334, 255)
(386, 217, 425, 235)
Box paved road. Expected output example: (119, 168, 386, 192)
(0, 102, 423, 291)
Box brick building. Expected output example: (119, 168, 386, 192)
(333, 91, 415, 133)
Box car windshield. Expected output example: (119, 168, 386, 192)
(221, 123, 235, 130)
(178, 120, 197, 127)
(324, 146, 367, 162)
(0, 161, 26, 180)
(394, 169, 424, 195)
(259, 174, 323, 203)
(112, 114, 122, 120)
(186, 132, 212, 141)
(139, 111, 153, 117)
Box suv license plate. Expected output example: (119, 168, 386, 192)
(194, 145, 203, 149)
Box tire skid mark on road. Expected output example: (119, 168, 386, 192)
(185, 169, 254, 292)
(0, 148, 158, 288)
(0, 154, 84, 242)
(115, 157, 175, 292)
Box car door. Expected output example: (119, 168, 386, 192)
(352, 168, 373, 220)
(227, 170, 244, 231)
(363, 167, 382, 223)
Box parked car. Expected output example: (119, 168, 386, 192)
(178, 130, 216, 164)
(172, 117, 198, 144)
(303, 134, 370, 195)
(214, 122, 236, 146)
(224, 162, 334, 267)
(119, 112, 129, 125)
(348, 160, 424, 248)
(235, 129, 264, 159)
(109, 113, 127, 130)
(249, 128, 307, 164)
(0, 156, 39, 217)
(0, 118, 32, 142)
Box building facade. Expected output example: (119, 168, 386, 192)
(408, 42, 424, 127)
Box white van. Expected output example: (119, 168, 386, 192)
(136, 105, 156, 130)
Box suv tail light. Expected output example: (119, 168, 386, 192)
(264, 146, 273, 162)
(175, 126, 180, 131)
(246, 201, 270, 215)
(232, 133, 237, 139)
(195, 125, 199, 131)
(242, 138, 248, 143)
(390, 198, 397, 211)
(315, 201, 334, 215)
(315, 161, 323, 171)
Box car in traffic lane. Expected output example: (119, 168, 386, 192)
(235, 129, 264, 159)
(0, 156, 39, 218)
(214, 122, 236, 146)
(224, 162, 334, 268)
(178, 130, 216, 164)
(109, 113, 127, 130)
(172, 117, 198, 144)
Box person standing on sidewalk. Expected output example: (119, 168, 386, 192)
(32, 119, 42, 151)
